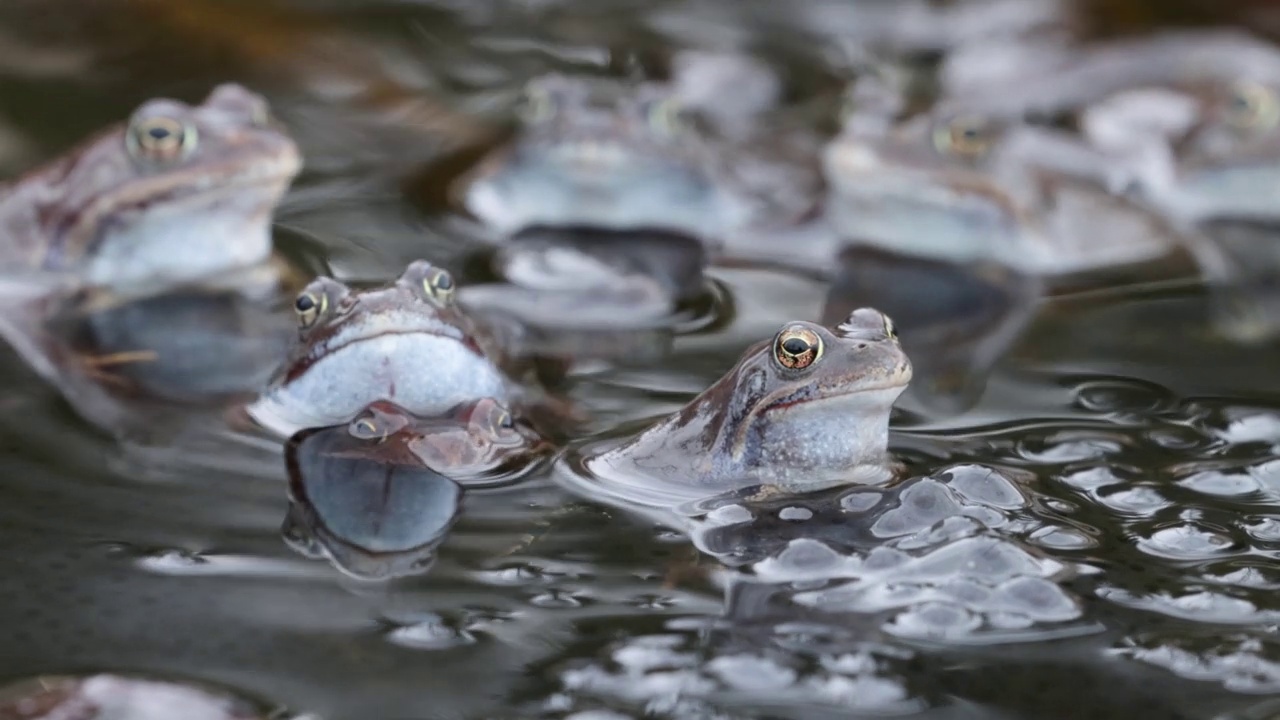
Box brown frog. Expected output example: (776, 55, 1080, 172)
(0, 83, 300, 293)
(561, 308, 912, 509)
(246, 261, 517, 439)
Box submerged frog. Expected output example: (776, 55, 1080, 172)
(0, 674, 270, 720)
(457, 72, 820, 250)
(562, 309, 911, 509)
(283, 399, 547, 579)
(0, 83, 301, 293)
(246, 261, 515, 438)
(822, 99, 1219, 280)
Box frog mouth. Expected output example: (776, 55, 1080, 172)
(295, 319, 473, 377)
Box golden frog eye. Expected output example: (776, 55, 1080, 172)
(516, 84, 556, 124)
(774, 326, 824, 370)
(294, 291, 326, 329)
(127, 116, 197, 162)
(1224, 80, 1280, 131)
(421, 267, 456, 306)
(933, 115, 994, 159)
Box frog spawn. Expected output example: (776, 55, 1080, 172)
(685, 465, 1088, 643)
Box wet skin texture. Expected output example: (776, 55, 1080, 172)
(824, 100, 1195, 276)
(586, 308, 912, 498)
(1084, 77, 1280, 222)
(0, 83, 300, 291)
(460, 73, 738, 241)
(247, 261, 511, 438)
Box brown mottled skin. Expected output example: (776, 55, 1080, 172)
(0, 83, 299, 289)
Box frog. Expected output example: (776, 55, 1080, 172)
(0, 83, 301, 294)
(456, 72, 822, 253)
(0, 674, 269, 720)
(246, 260, 516, 439)
(941, 28, 1280, 224)
(559, 308, 911, 510)
(821, 95, 1224, 281)
(1080, 75, 1280, 224)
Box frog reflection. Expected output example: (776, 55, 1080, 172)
(283, 399, 547, 580)
(457, 226, 710, 364)
(824, 98, 1211, 279)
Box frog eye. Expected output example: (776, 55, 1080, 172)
(646, 97, 688, 136)
(493, 408, 515, 431)
(774, 325, 824, 370)
(516, 83, 556, 124)
(1224, 80, 1280, 131)
(293, 291, 327, 329)
(127, 116, 198, 163)
(933, 115, 995, 158)
(349, 416, 385, 440)
(883, 315, 898, 340)
(420, 267, 456, 306)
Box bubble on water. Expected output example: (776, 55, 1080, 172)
(1095, 485, 1172, 516)
(778, 506, 813, 521)
(943, 465, 1028, 510)
(530, 589, 588, 608)
(869, 480, 969, 538)
(1251, 459, 1280, 496)
(704, 504, 753, 526)
(1073, 377, 1174, 415)
(550, 631, 926, 716)
(839, 491, 883, 512)
(885, 602, 984, 640)
(385, 615, 478, 651)
(1138, 523, 1237, 560)
(1242, 516, 1280, 542)
(1201, 563, 1280, 591)
(791, 535, 1081, 640)
(1117, 633, 1280, 693)
(1218, 413, 1280, 446)
(1028, 526, 1095, 550)
(706, 654, 797, 690)
(754, 539, 862, 583)
(1061, 466, 1127, 491)
(1098, 587, 1278, 624)
(1177, 469, 1263, 497)
(1018, 435, 1124, 464)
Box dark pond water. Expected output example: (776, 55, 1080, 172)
(2, 1, 1280, 718)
